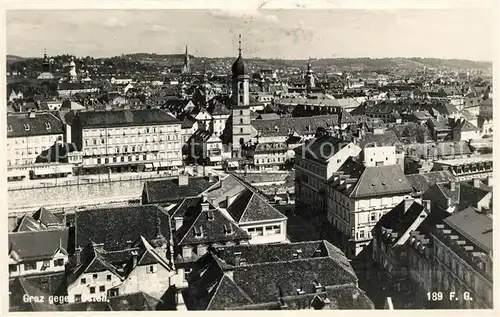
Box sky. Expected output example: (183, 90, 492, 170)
(6, 8, 494, 61)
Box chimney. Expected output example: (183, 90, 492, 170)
(126, 240, 133, 249)
(422, 199, 431, 213)
(473, 178, 481, 188)
(178, 174, 189, 186)
(174, 217, 183, 231)
(131, 250, 138, 267)
(296, 249, 303, 259)
(403, 197, 414, 213)
(29, 111, 35, 118)
(234, 252, 242, 266)
(201, 202, 209, 212)
(449, 180, 456, 191)
(75, 247, 82, 266)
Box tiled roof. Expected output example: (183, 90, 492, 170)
(405, 141, 473, 157)
(143, 176, 219, 204)
(14, 215, 44, 232)
(453, 119, 479, 132)
(374, 200, 427, 246)
(9, 272, 67, 312)
(406, 171, 456, 193)
(32, 207, 62, 227)
(74, 205, 172, 251)
(9, 229, 69, 261)
(7, 112, 64, 138)
(294, 135, 344, 162)
(227, 189, 286, 224)
(205, 175, 248, 207)
(356, 131, 400, 148)
(253, 142, 288, 153)
(186, 243, 361, 310)
(74, 108, 180, 128)
(251, 115, 340, 138)
(444, 207, 492, 252)
(335, 159, 413, 199)
(108, 292, 162, 310)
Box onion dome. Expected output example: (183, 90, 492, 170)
(232, 34, 247, 77)
(232, 55, 247, 77)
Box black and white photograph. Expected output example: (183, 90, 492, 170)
(4, 0, 496, 312)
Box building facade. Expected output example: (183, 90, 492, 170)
(71, 109, 183, 173)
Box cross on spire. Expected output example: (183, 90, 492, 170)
(238, 34, 242, 56)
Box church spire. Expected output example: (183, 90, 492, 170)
(238, 34, 242, 57)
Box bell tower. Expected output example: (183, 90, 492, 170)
(230, 35, 251, 157)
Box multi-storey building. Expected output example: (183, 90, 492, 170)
(7, 112, 64, 167)
(294, 136, 362, 213)
(71, 109, 183, 173)
(327, 158, 414, 258)
(431, 207, 493, 309)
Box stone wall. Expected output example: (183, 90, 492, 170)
(8, 178, 163, 211)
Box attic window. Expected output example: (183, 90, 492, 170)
(207, 211, 214, 221)
(224, 224, 233, 235)
(194, 227, 203, 238)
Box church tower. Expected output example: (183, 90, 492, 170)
(42, 49, 50, 72)
(68, 57, 78, 83)
(183, 45, 190, 73)
(305, 58, 315, 93)
(231, 35, 251, 157)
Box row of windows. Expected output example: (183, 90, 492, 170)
(9, 259, 65, 272)
(81, 273, 112, 284)
(255, 157, 286, 164)
(83, 126, 178, 136)
(85, 135, 180, 146)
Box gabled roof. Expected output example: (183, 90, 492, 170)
(14, 215, 44, 232)
(374, 200, 428, 247)
(9, 272, 67, 311)
(143, 176, 219, 204)
(356, 131, 400, 148)
(205, 175, 248, 207)
(9, 229, 69, 261)
(32, 207, 62, 227)
(186, 242, 361, 310)
(74, 205, 172, 251)
(176, 205, 250, 246)
(68, 242, 122, 285)
(227, 189, 286, 224)
(294, 135, 345, 162)
(406, 171, 455, 194)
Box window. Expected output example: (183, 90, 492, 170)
(239, 96, 244, 103)
(74, 295, 82, 302)
(9, 264, 17, 273)
(54, 259, 64, 267)
(80, 278, 86, 285)
(99, 286, 106, 292)
(147, 265, 157, 274)
(93, 273, 98, 279)
(240, 128, 243, 133)
(23, 262, 37, 271)
(371, 213, 376, 221)
(42, 260, 51, 268)
(93, 139, 97, 145)
(359, 230, 365, 239)
(107, 274, 112, 281)
(240, 110, 243, 115)
(90, 287, 96, 294)
(240, 118, 244, 124)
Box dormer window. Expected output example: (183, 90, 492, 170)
(7, 125, 12, 132)
(45, 122, 51, 130)
(224, 224, 233, 235)
(24, 124, 30, 131)
(207, 211, 214, 221)
(296, 288, 306, 295)
(194, 227, 203, 238)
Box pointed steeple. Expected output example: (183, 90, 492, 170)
(238, 34, 242, 57)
